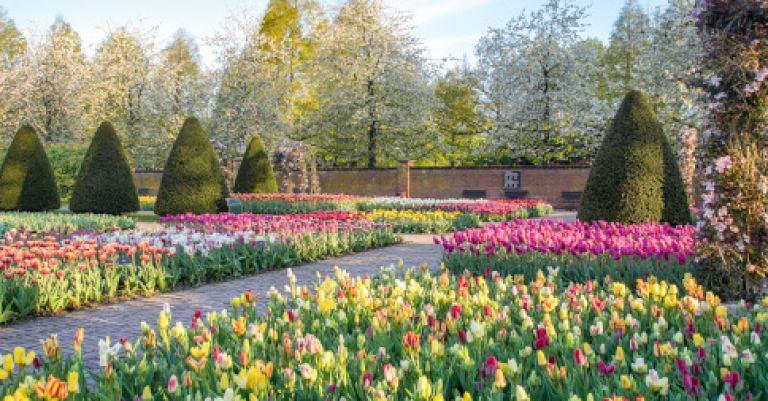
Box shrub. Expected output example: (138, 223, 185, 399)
(578, 90, 691, 225)
(69, 122, 139, 214)
(233, 136, 278, 193)
(155, 117, 228, 216)
(1, 144, 90, 200)
(46, 143, 89, 200)
(0, 125, 60, 211)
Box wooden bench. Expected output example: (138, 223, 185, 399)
(462, 190, 487, 199)
(226, 198, 243, 214)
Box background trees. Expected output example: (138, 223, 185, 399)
(300, 0, 431, 167)
(0, 0, 707, 169)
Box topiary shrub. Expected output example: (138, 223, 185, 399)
(0, 125, 60, 211)
(578, 90, 691, 225)
(233, 136, 278, 193)
(70, 122, 139, 214)
(661, 141, 692, 225)
(155, 117, 228, 216)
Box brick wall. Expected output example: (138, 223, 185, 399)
(133, 166, 591, 209)
(318, 166, 590, 209)
(317, 168, 398, 196)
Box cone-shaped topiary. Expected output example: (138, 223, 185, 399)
(155, 117, 228, 216)
(233, 136, 278, 193)
(69, 122, 139, 214)
(0, 125, 60, 211)
(578, 90, 691, 225)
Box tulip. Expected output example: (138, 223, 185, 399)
(362, 371, 373, 388)
(416, 376, 432, 400)
(645, 370, 669, 396)
(515, 385, 530, 401)
(168, 374, 179, 393)
(67, 371, 79, 394)
(574, 348, 588, 367)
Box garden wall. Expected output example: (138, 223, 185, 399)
(132, 165, 590, 209)
(317, 165, 590, 209)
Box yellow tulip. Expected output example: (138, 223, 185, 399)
(141, 386, 152, 401)
(12, 348, 24, 365)
(515, 385, 530, 401)
(416, 376, 432, 400)
(614, 346, 625, 363)
(537, 350, 547, 366)
(494, 369, 507, 388)
(220, 373, 230, 391)
(620, 375, 632, 389)
(3, 355, 13, 373)
(67, 371, 80, 394)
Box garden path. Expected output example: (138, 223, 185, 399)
(0, 212, 577, 370)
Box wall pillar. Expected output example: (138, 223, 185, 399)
(396, 159, 413, 197)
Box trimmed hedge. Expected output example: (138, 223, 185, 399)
(233, 136, 278, 193)
(0, 125, 60, 211)
(578, 90, 691, 225)
(70, 122, 139, 214)
(154, 117, 228, 216)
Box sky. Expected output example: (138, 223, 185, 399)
(2, 0, 670, 68)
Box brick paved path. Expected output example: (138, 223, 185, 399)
(0, 234, 442, 368)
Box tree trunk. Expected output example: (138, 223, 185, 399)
(450, 131, 456, 167)
(367, 120, 377, 168)
(366, 78, 377, 168)
(542, 67, 551, 142)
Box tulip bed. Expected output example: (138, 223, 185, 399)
(232, 194, 359, 214)
(163, 210, 481, 235)
(0, 214, 399, 322)
(0, 212, 135, 233)
(356, 198, 554, 221)
(2, 267, 767, 401)
(139, 196, 156, 211)
(364, 209, 481, 234)
(438, 219, 697, 289)
(231, 194, 554, 222)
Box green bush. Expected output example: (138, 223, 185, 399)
(0, 143, 89, 201)
(578, 90, 691, 225)
(661, 141, 692, 225)
(233, 136, 278, 193)
(46, 143, 89, 201)
(0, 125, 60, 211)
(155, 117, 228, 216)
(70, 122, 139, 214)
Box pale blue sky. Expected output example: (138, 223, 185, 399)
(2, 0, 669, 68)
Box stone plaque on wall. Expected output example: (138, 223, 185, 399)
(504, 170, 521, 189)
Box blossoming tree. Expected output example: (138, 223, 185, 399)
(694, 1, 768, 298)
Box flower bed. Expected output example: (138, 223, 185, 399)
(438, 219, 696, 288)
(2, 267, 766, 400)
(232, 194, 361, 214)
(231, 194, 554, 221)
(0, 214, 399, 322)
(365, 209, 481, 233)
(357, 198, 553, 221)
(164, 210, 479, 234)
(0, 212, 135, 234)
(139, 196, 156, 211)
